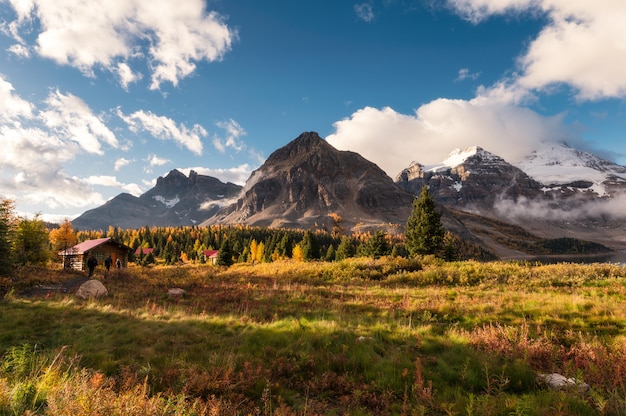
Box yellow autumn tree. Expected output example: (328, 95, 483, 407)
(256, 241, 266, 263)
(249, 239, 258, 263)
(49, 218, 77, 251)
(292, 244, 304, 262)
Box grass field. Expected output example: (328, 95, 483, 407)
(1, 257, 626, 415)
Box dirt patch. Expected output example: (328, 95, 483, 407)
(18, 276, 91, 298)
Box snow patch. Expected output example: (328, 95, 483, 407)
(154, 195, 180, 208)
(516, 142, 623, 187)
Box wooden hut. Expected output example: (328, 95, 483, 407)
(59, 237, 132, 271)
(203, 249, 219, 265)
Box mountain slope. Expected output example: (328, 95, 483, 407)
(203, 131, 415, 231)
(72, 170, 242, 230)
(395, 145, 626, 253)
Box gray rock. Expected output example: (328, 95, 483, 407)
(76, 279, 108, 299)
(167, 288, 186, 296)
(537, 373, 590, 394)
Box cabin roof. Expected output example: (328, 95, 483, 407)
(203, 249, 219, 258)
(60, 237, 131, 255)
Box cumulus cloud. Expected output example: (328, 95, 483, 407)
(354, 3, 375, 22)
(327, 100, 566, 177)
(1, 168, 105, 210)
(0, 76, 119, 212)
(213, 119, 247, 153)
(328, 0, 626, 177)
(119, 109, 206, 155)
(4, 0, 236, 89)
(448, 0, 626, 100)
(41, 90, 119, 155)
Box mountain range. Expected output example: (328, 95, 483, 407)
(72, 131, 626, 259)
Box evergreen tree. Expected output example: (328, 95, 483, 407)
(335, 236, 355, 261)
(362, 230, 391, 259)
(0, 199, 15, 275)
(324, 245, 336, 262)
(217, 239, 234, 267)
(404, 185, 445, 257)
(300, 231, 319, 260)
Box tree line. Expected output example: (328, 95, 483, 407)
(1, 187, 492, 275)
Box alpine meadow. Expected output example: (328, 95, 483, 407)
(2, 197, 626, 415)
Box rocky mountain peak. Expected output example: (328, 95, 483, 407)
(396, 145, 542, 206)
(265, 131, 331, 164)
(204, 131, 414, 231)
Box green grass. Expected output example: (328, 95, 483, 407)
(1, 258, 626, 414)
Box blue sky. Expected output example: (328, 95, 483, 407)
(0, 0, 625, 222)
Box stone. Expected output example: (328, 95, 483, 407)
(168, 288, 186, 296)
(76, 279, 108, 299)
(537, 373, 590, 394)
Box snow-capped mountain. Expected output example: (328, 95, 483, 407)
(395, 144, 626, 254)
(515, 142, 626, 196)
(395, 146, 543, 206)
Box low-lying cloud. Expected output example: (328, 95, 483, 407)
(495, 193, 626, 222)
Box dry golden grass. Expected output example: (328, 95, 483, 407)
(2, 258, 626, 415)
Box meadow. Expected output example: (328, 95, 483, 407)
(1, 256, 626, 415)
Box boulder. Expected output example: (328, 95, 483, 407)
(76, 279, 108, 299)
(537, 373, 590, 394)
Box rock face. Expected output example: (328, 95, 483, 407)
(76, 279, 108, 299)
(72, 170, 242, 230)
(395, 146, 544, 209)
(204, 132, 415, 232)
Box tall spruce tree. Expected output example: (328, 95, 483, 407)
(0, 199, 15, 275)
(217, 239, 234, 266)
(404, 185, 445, 257)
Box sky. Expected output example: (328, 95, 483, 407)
(0, 0, 625, 223)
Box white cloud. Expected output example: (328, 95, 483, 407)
(327, 101, 567, 177)
(116, 62, 142, 91)
(7, 43, 29, 58)
(0, 168, 105, 210)
(85, 175, 143, 196)
(41, 90, 119, 154)
(354, 3, 375, 22)
(119, 109, 206, 155)
(455, 67, 481, 82)
(148, 154, 170, 167)
(0, 77, 120, 212)
(178, 164, 252, 186)
(495, 193, 626, 221)
(328, 0, 626, 177)
(0, 75, 34, 121)
(447, 0, 626, 100)
(114, 157, 132, 171)
(213, 119, 247, 153)
(4, 0, 236, 89)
